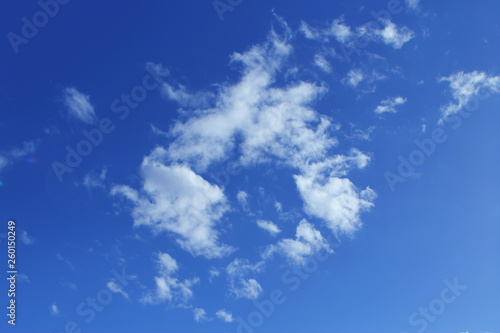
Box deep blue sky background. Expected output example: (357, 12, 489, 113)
(0, 1, 499, 332)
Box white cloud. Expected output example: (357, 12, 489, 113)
(314, 53, 332, 73)
(344, 69, 365, 87)
(264, 219, 331, 265)
(82, 167, 107, 190)
(162, 83, 215, 109)
(141, 252, 199, 305)
(406, 0, 420, 10)
(295, 173, 376, 235)
(63, 87, 96, 124)
(208, 267, 220, 282)
(111, 161, 233, 259)
(439, 71, 500, 122)
(107, 280, 129, 299)
(50, 303, 59, 316)
(237, 191, 249, 209)
(226, 258, 264, 300)
(113, 19, 376, 269)
(363, 20, 415, 49)
(216, 309, 233, 323)
(193, 308, 208, 322)
(256, 220, 282, 236)
(274, 201, 282, 212)
(301, 17, 414, 50)
(375, 96, 407, 114)
(330, 17, 355, 43)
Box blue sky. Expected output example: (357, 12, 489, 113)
(1, 0, 499, 332)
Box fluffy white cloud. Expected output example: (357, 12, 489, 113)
(193, 308, 208, 322)
(141, 252, 199, 305)
(345, 68, 365, 87)
(363, 20, 415, 49)
(111, 159, 233, 259)
(439, 71, 500, 122)
(295, 174, 376, 235)
(216, 309, 233, 323)
(63, 87, 96, 124)
(375, 96, 407, 114)
(256, 220, 281, 236)
(113, 20, 376, 273)
(226, 258, 264, 300)
(264, 219, 331, 265)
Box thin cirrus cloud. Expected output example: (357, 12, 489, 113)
(63, 87, 97, 124)
(375, 96, 407, 114)
(256, 220, 282, 236)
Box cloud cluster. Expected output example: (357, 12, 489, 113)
(264, 219, 332, 265)
(141, 252, 199, 305)
(301, 16, 415, 50)
(226, 258, 264, 300)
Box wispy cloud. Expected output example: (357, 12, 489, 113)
(63, 87, 96, 124)
(226, 258, 264, 300)
(0, 140, 39, 174)
(20, 230, 34, 245)
(301, 16, 415, 50)
(256, 220, 282, 236)
(439, 71, 500, 123)
(141, 252, 199, 305)
(107, 280, 129, 299)
(193, 308, 208, 322)
(375, 96, 407, 114)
